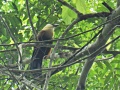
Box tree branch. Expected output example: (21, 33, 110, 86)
(25, 0, 37, 40)
(0, 15, 22, 69)
(58, 0, 83, 16)
(102, 2, 113, 12)
(76, 6, 120, 89)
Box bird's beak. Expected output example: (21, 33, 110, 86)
(52, 24, 59, 27)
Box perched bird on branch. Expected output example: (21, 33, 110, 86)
(30, 24, 58, 74)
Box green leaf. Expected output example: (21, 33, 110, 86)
(103, 61, 112, 70)
(12, 2, 18, 13)
(104, 72, 112, 86)
(111, 60, 120, 63)
(61, 6, 77, 25)
(96, 61, 103, 69)
(76, 0, 86, 14)
(106, 38, 112, 50)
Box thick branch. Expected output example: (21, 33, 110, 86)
(76, 6, 120, 90)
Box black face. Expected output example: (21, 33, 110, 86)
(52, 24, 59, 27)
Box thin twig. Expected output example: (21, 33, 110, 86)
(25, 0, 37, 40)
(1, 35, 120, 74)
(0, 15, 22, 68)
(102, 2, 113, 12)
(58, 0, 82, 16)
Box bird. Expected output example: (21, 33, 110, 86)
(30, 24, 58, 75)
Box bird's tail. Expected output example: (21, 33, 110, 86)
(30, 47, 44, 76)
(30, 46, 51, 76)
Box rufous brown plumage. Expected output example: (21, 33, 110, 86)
(30, 24, 58, 75)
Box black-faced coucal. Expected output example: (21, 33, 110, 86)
(30, 24, 58, 74)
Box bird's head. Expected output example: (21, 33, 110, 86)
(42, 24, 59, 30)
(52, 24, 59, 27)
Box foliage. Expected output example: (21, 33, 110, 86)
(0, 0, 120, 90)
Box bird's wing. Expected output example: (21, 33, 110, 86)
(30, 29, 53, 70)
